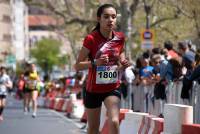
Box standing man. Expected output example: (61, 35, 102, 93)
(0, 66, 12, 121)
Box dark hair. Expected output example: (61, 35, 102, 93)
(142, 50, 151, 59)
(161, 48, 167, 54)
(93, 4, 117, 31)
(136, 57, 142, 68)
(152, 47, 161, 54)
(0, 66, 6, 70)
(178, 41, 188, 50)
(164, 40, 173, 50)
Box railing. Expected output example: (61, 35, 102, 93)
(121, 80, 200, 123)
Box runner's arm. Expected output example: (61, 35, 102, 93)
(74, 46, 93, 71)
(74, 47, 109, 71)
(119, 51, 131, 69)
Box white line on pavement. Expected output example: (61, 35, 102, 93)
(50, 110, 84, 129)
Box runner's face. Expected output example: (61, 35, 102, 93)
(30, 64, 36, 71)
(99, 7, 117, 31)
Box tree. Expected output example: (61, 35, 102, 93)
(24, 0, 97, 60)
(30, 38, 63, 73)
(177, 0, 200, 47)
(25, 0, 200, 59)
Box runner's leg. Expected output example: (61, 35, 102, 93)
(32, 90, 38, 117)
(104, 95, 120, 134)
(86, 107, 101, 134)
(0, 96, 6, 120)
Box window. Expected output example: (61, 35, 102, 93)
(3, 34, 11, 42)
(0, 0, 9, 4)
(2, 15, 11, 23)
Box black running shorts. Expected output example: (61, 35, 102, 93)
(0, 95, 6, 99)
(84, 88, 121, 109)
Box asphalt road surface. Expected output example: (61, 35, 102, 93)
(0, 95, 86, 134)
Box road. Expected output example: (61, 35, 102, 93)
(0, 95, 86, 134)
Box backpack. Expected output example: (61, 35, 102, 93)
(169, 58, 182, 80)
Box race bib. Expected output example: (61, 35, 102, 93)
(28, 80, 37, 90)
(0, 84, 5, 90)
(96, 65, 119, 84)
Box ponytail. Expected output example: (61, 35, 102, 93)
(92, 23, 100, 31)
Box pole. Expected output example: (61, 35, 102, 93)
(144, 5, 151, 29)
(120, 0, 135, 109)
(120, 0, 131, 56)
(128, 81, 133, 109)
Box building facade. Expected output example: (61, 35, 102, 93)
(11, 0, 29, 61)
(0, 0, 28, 67)
(0, 0, 12, 64)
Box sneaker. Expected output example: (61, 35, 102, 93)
(27, 107, 30, 113)
(81, 124, 86, 129)
(158, 114, 164, 118)
(32, 113, 37, 118)
(24, 108, 28, 115)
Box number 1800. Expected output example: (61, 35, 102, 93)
(98, 71, 117, 78)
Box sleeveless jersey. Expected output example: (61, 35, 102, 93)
(27, 71, 38, 90)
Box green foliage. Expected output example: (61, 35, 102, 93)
(25, 0, 200, 61)
(58, 54, 69, 66)
(30, 38, 62, 72)
(15, 62, 24, 76)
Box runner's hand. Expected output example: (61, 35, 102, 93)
(120, 59, 131, 68)
(96, 54, 109, 65)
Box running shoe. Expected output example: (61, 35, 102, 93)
(32, 112, 37, 118)
(24, 108, 28, 115)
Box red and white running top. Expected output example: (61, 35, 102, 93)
(83, 30, 125, 93)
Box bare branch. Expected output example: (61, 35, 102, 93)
(158, 25, 179, 39)
(192, 10, 200, 37)
(150, 0, 157, 9)
(142, 0, 156, 8)
(150, 15, 178, 28)
(176, 6, 193, 19)
(64, 0, 73, 16)
(64, 17, 95, 25)
(130, 0, 139, 16)
(24, 0, 45, 7)
(158, 0, 193, 19)
(48, 7, 67, 20)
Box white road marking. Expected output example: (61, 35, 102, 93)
(50, 110, 84, 129)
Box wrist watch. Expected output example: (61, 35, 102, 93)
(91, 59, 97, 68)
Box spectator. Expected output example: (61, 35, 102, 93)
(139, 57, 154, 85)
(195, 49, 200, 66)
(164, 40, 179, 59)
(178, 41, 195, 73)
(186, 40, 196, 52)
(152, 47, 161, 55)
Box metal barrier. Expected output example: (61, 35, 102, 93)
(124, 80, 200, 123)
(192, 82, 200, 124)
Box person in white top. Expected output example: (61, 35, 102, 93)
(0, 66, 12, 121)
(124, 66, 135, 109)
